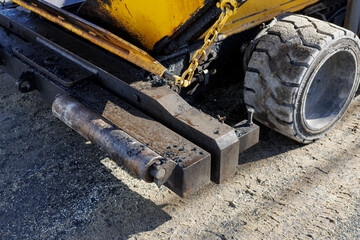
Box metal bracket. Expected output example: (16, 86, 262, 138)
(233, 119, 259, 154)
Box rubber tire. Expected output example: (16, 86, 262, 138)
(244, 14, 360, 143)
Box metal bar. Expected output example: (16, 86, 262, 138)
(12, 41, 94, 87)
(52, 95, 176, 185)
(344, 0, 360, 35)
(100, 100, 211, 197)
(233, 120, 259, 154)
(11, 0, 168, 77)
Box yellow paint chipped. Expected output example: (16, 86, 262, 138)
(93, 0, 319, 50)
(98, 0, 206, 50)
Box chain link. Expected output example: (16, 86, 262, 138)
(175, 0, 239, 88)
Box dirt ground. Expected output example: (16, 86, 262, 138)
(0, 71, 359, 240)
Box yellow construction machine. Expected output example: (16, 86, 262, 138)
(0, 0, 359, 196)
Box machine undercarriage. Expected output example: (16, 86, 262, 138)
(0, 0, 358, 196)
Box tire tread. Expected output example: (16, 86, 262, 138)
(244, 14, 359, 142)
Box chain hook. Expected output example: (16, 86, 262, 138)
(218, 0, 238, 13)
(174, 0, 239, 89)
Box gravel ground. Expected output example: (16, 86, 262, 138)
(0, 71, 359, 239)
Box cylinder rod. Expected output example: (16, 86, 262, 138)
(52, 95, 175, 185)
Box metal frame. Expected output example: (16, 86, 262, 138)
(0, 7, 259, 195)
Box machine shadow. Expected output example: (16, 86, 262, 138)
(0, 75, 171, 239)
(239, 124, 303, 165)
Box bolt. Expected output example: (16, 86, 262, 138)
(133, 94, 141, 103)
(19, 81, 31, 92)
(170, 84, 181, 94)
(247, 107, 255, 126)
(151, 168, 166, 180)
(16, 71, 36, 93)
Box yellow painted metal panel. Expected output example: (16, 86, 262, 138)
(222, 0, 319, 36)
(80, 0, 320, 51)
(79, 0, 207, 51)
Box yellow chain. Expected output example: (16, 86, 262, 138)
(175, 0, 239, 88)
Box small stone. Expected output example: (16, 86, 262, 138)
(228, 201, 237, 208)
(173, 156, 181, 163)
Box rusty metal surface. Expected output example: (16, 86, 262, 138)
(0, 16, 211, 196)
(233, 120, 260, 154)
(0, 50, 67, 103)
(11, 0, 168, 77)
(71, 82, 212, 196)
(52, 95, 176, 184)
(139, 86, 240, 183)
(12, 41, 94, 87)
(102, 101, 209, 169)
(0, 20, 68, 102)
(69, 84, 212, 196)
(98, 99, 211, 196)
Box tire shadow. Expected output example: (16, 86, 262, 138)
(239, 123, 303, 165)
(239, 94, 360, 165)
